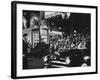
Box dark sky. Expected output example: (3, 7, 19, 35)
(66, 13, 91, 34)
(47, 13, 91, 35)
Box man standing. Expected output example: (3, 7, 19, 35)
(23, 34, 29, 69)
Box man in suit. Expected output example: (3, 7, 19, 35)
(23, 34, 29, 69)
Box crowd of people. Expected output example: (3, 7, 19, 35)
(50, 31, 90, 53)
